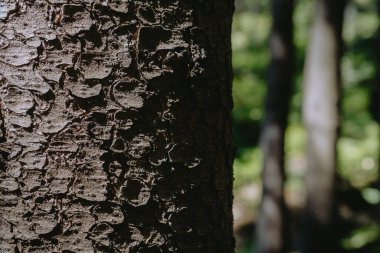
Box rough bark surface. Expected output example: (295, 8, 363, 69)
(302, 0, 345, 253)
(255, 0, 294, 253)
(0, 1, 234, 252)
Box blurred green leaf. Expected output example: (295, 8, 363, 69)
(341, 225, 380, 250)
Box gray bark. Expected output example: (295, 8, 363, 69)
(255, 0, 294, 253)
(302, 0, 345, 252)
(0, 0, 234, 252)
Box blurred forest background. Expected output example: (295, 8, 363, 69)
(232, 0, 380, 252)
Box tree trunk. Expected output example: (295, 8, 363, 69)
(255, 0, 294, 253)
(0, 1, 234, 252)
(371, 0, 380, 176)
(302, 0, 345, 253)
(373, 0, 380, 124)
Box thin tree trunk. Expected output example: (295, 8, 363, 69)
(0, 1, 235, 252)
(255, 0, 294, 253)
(373, 0, 380, 123)
(371, 0, 380, 177)
(302, 0, 345, 253)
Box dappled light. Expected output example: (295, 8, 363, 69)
(232, 0, 380, 252)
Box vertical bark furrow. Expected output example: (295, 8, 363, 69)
(0, 0, 234, 252)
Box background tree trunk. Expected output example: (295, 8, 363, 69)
(0, 1, 234, 252)
(302, 0, 345, 253)
(255, 0, 294, 252)
(371, 0, 380, 177)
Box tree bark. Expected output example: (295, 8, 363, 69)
(255, 0, 294, 253)
(302, 0, 345, 253)
(0, 1, 234, 252)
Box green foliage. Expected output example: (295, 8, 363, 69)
(232, 10, 269, 150)
(341, 225, 380, 250)
(234, 148, 263, 186)
(362, 188, 380, 204)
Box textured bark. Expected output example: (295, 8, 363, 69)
(0, 1, 234, 252)
(302, 0, 345, 253)
(255, 0, 294, 253)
